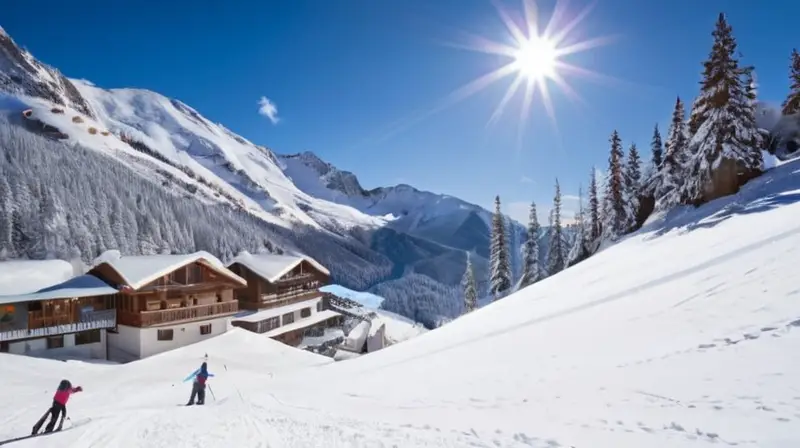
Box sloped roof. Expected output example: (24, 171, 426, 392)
(228, 252, 329, 283)
(0, 274, 118, 305)
(92, 251, 246, 290)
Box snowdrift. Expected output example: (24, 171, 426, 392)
(2, 161, 800, 446)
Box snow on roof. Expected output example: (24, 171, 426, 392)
(92, 250, 245, 290)
(0, 259, 75, 295)
(0, 275, 118, 305)
(261, 310, 342, 338)
(233, 296, 323, 323)
(228, 251, 329, 283)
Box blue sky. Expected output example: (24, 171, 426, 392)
(2, 0, 796, 224)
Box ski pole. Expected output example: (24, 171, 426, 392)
(207, 384, 217, 402)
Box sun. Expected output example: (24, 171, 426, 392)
(513, 36, 558, 81)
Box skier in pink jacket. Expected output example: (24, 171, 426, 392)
(32, 379, 82, 435)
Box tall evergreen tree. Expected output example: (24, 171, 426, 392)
(546, 179, 566, 275)
(489, 195, 511, 298)
(624, 142, 642, 231)
(588, 167, 601, 241)
(462, 252, 478, 312)
(650, 124, 664, 171)
(567, 187, 588, 266)
(519, 201, 541, 288)
(602, 130, 626, 239)
(683, 13, 762, 204)
(742, 66, 767, 163)
(782, 49, 800, 115)
(656, 97, 689, 209)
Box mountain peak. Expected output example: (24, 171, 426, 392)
(0, 29, 94, 118)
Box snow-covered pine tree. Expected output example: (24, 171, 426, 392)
(602, 130, 626, 239)
(624, 142, 642, 231)
(656, 96, 689, 210)
(489, 195, 511, 299)
(782, 49, 800, 116)
(588, 167, 601, 241)
(462, 252, 478, 312)
(683, 13, 762, 204)
(742, 66, 767, 165)
(566, 187, 588, 266)
(546, 179, 566, 275)
(519, 201, 541, 287)
(643, 124, 664, 196)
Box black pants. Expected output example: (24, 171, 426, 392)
(44, 400, 66, 432)
(188, 381, 206, 405)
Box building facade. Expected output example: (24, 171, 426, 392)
(0, 275, 118, 360)
(227, 253, 342, 347)
(88, 251, 246, 362)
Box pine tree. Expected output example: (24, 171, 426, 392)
(546, 179, 566, 275)
(656, 97, 689, 209)
(742, 66, 766, 165)
(566, 187, 588, 266)
(602, 130, 626, 238)
(519, 201, 541, 287)
(782, 49, 800, 115)
(683, 13, 762, 204)
(462, 252, 478, 312)
(489, 195, 511, 298)
(588, 167, 601, 241)
(624, 142, 642, 231)
(651, 124, 664, 171)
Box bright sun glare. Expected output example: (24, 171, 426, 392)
(513, 36, 558, 81)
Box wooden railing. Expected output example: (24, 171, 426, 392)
(239, 291, 321, 310)
(275, 274, 315, 286)
(117, 301, 238, 327)
(0, 309, 117, 342)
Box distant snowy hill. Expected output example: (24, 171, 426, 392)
(0, 28, 540, 325)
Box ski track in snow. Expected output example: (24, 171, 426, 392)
(3, 162, 800, 446)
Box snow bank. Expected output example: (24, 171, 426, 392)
(0, 259, 75, 295)
(320, 284, 384, 308)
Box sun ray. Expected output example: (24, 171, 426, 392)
(488, 73, 526, 128)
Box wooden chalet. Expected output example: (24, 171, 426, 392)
(227, 252, 342, 347)
(0, 275, 118, 356)
(88, 252, 246, 330)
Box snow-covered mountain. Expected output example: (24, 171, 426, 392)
(0, 28, 537, 325)
(2, 151, 800, 447)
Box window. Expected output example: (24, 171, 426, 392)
(199, 324, 212, 335)
(157, 329, 174, 341)
(75, 329, 101, 345)
(282, 312, 295, 325)
(316, 301, 323, 312)
(0, 341, 8, 353)
(47, 335, 64, 349)
(257, 316, 280, 333)
(300, 308, 311, 318)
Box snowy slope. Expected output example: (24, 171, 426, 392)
(2, 157, 800, 447)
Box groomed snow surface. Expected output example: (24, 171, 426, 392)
(3, 160, 800, 447)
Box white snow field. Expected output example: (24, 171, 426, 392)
(3, 160, 800, 447)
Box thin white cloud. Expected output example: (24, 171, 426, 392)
(520, 176, 534, 184)
(562, 194, 581, 202)
(258, 96, 280, 124)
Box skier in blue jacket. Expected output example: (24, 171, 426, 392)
(184, 362, 214, 405)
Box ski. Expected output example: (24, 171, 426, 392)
(0, 418, 91, 446)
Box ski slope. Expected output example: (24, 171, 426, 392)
(3, 160, 800, 447)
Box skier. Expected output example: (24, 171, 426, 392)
(184, 361, 213, 405)
(32, 379, 82, 435)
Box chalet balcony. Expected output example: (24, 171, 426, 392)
(240, 290, 322, 310)
(117, 301, 238, 327)
(134, 280, 239, 294)
(274, 273, 315, 287)
(0, 309, 117, 342)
